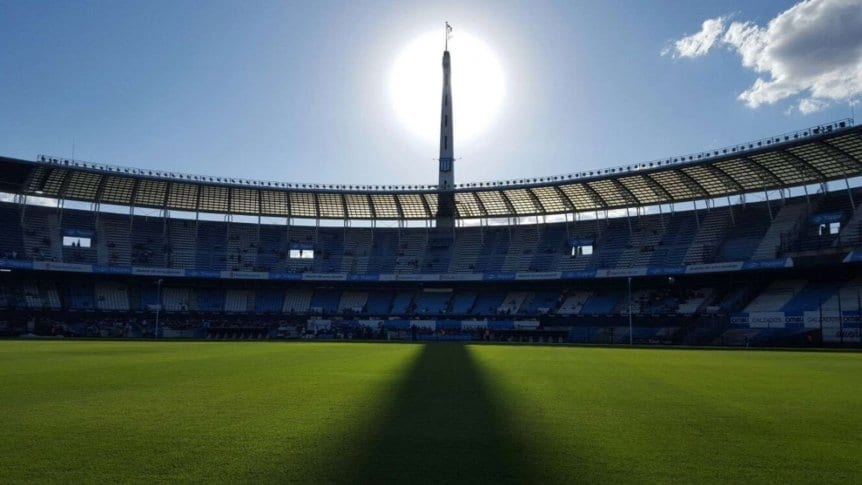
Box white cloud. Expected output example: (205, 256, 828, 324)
(665, 0, 862, 113)
(662, 17, 727, 58)
(798, 98, 829, 113)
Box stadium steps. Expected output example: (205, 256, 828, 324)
(394, 231, 427, 274)
(676, 288, 714, 314)
(226, 224, 259, 272)
(225, 290, 255, 312)
(132, 217, 168, 267)
(620, 221, 663, 268)
(502, 227, 539, 272)
(166, 219, 198, 269)
(522, 291, 559, 315)
(22, 210, 62, 262)
(341, 228, 373, 273)
(581, 291, 623, 315)
(781, 281, 842, 313)
(390, 290, 416, 314)
(0, 204, 26, 259)
(317, 230, 345, 273)
(472, 292, 506, 315)
(833, 202, 862, 247)
(283, 289, 313, 313)
(498, 291, 529, 315)
(254, 289, 284, 313)
(683, 209, 732, 265)
(529, 224, 567, 271)
(448, 229, 483, 272)
(163, 287, 194, 311)
(257, 226, 286, 271)
(820, 277, 862, 311)
(449, 291, 477, 314)
(365, 291, 394, 314)
(22, 282, 45, 308)
(715, 206, 771, 262)
(475, 228, 510, 272)
(557, 291, 591, 315)
(744, 279, 807, 312)
(588, 219, 631, 269)
(95, 283, 130, 311)
(97, 215, 133, 266)
(196, 288, 225, 312)
(338, 291, 368, 312)
(414, 289, 452, 315)
(750, 202, 809, 260)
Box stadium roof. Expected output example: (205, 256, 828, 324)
(1, 120, 860, 221)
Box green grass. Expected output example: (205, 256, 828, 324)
(0, 341, 860, 483)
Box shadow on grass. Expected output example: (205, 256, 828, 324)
(341, 343, 536, 484)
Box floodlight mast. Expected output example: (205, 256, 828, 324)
(436, 21, 456, 228)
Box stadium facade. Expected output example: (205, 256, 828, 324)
(1, 39, 861, 346)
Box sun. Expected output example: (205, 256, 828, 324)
(389, 29, 505, 143)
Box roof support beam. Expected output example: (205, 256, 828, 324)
(392, 194, 405, 220)
(609, 178, 640, 206)
(740, 156, 784, 188)
(524, 188, 545, 216)
(778, 149, 827, 181)
(672, 170, 710, 200)
(818, 139, 862, 171)
(416, 194, 431, 220)
(93, 175, 109, 216)
(366, 194, 376, 220)
(499, 191, 517, 216)
(636, 174, 673, 202)
(471, 192, 488, 219)
(580, 183, 609, 210)
(551, 185, 575, 213)
(704, 164, 744, 192)
(340, 193, 349, 222)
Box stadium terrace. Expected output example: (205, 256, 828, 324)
(1, 120, 862, 346)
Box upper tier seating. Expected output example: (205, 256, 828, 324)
(3, 187, 861, 277)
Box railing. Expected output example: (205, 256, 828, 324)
(35, 119, 854, 192)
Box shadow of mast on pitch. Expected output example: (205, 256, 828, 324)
(344, 343, 535, 484)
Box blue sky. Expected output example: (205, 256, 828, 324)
(1, 0, 859, 187)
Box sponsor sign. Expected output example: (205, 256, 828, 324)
(0, 259, 33, 269)
(33, 261, 93, 273)
(597, 267, 648, 278)
(130, 266, 185, 277)
(220, 270, 268, 280)
(184, 269, 221, 279)
(301, 273, 347, 281)
(515, 271, 561, 280)
(92, 265, 133, 274)
(685, 262, 744, 274)
(742, 258, 792, 270)
(483, 272, 516, 281)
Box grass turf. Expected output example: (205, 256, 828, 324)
(0, 341, 860, 483)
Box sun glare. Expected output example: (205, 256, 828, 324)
(389, 29, 504, 143)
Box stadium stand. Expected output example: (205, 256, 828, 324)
(1, 121, 862, 346)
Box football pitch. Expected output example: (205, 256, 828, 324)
(1, 341, 860, 483)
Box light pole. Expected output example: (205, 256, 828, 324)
(627, 277, 633, 345)
(155, 278, 163, 339)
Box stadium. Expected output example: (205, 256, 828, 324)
(2, 3, 862, 483)
(3, 120, 862, 346)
